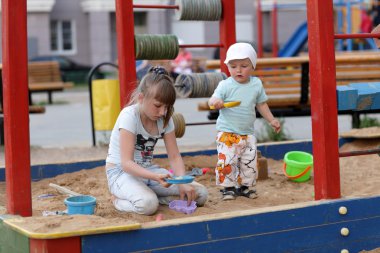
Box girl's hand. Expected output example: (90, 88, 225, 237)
(156, 174, 171, 188)
(179, 184, 197, 205)
(270, 119, 281, 133)
(209, 98, 224, 110)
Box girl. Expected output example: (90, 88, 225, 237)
(105, 66, 208, 215)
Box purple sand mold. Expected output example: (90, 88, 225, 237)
(169, 200, 197, 214)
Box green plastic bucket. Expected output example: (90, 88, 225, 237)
(283, 151, 313, 182)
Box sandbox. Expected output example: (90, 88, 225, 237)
(1, 138, 380, 252)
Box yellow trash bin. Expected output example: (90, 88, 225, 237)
(92, 79, 120, 131)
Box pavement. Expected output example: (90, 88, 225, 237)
(25, 88, 375, 147)
(26, 88, 218, 149)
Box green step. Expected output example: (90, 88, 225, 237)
(0, 215, 29, 253)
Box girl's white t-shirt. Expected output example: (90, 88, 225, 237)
(106, 104, 174, 168)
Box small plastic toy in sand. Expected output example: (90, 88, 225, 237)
(169, 200, 197, 214)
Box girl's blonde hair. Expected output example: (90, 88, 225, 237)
(128, 66, 176, 127)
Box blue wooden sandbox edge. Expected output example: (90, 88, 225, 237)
(0, 138, 352, 182)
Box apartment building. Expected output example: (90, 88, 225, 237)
(0, 0, 306, 66)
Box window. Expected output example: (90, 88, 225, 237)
(134, 12, 147, 34)
(134, 12, 146, 26)
(50, 20, 76, 54)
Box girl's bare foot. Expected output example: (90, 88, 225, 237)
(110, 194, 117, 205)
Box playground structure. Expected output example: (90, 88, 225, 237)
(1, 0, 380, 253)
(256, 0, 378, 57)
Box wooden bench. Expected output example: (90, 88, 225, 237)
(205, 52, 380, 126)
(0, 64, 47, 145)
(28, 61, 74, 105)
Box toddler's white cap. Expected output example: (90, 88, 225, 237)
(224, 43, 257, 68)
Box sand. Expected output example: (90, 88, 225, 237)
(1, 138, 380, 237)
(340, 126, 380, 138)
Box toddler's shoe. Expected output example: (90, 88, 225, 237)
(220, 187, 237, 201)
(237, 186, 258, 199)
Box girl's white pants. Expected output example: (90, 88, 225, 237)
(106, 164, 208, 215)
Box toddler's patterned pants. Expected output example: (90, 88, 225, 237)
(215, 132, 258, 188)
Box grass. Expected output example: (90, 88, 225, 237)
(74, 82, 88, 88)
(359, 116, 380, 128)
(257, 118, 290, 142)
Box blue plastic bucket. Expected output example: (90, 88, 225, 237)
(64, 195, 96, 215)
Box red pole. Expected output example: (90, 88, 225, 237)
(30, 237, 81, 253)
(339, 148, 380, 157)
(180, 44, 222, 48)
(133, 4, 178, 9)
(2, 0, 32, 216)
(272, 0, 278, 57)
(219, 0, 237, 76)
(335, 33, 380, 39)
(257, 0, 264, 57)
(115, 0, 137, 108)
(306, 0, 341, 200)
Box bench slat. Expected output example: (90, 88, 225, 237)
(261, 76, 301, 82)
(253, 69, 301, 76)
(266, 89, 301, 95)
(29, 82, 74, 91)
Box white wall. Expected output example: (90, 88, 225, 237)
(236, 14, 254, 44)
(171, 20, 206, 56)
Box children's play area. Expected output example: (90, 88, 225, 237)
(1, 0, 380, 252)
